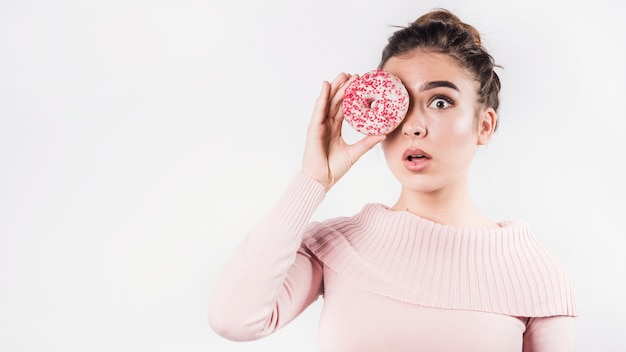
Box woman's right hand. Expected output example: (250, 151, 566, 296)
(300, 73, 386, 192)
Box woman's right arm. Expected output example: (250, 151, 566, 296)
(208, 73, 384, 341)
(208, 172, 327, 341)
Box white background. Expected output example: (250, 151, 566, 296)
(1, 0, 625, 351)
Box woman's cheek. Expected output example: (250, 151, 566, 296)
(446, 112, 479, 139)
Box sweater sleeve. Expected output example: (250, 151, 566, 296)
(522, 316, 576, 352)
(208, 173, 326, 341)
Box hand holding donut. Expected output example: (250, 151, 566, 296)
(301, 73, 386, 192)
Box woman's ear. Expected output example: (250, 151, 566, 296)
(477, 107, 498, 145)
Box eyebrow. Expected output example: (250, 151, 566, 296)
(419, 80, 460, 92)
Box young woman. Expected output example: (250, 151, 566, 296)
(209, 9, 578, 351)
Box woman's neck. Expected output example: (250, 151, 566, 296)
(391, 183, 497, 228)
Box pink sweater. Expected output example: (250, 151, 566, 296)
(209, 173, 578, 351)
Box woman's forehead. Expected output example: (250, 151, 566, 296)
(382, 52, 476, 92)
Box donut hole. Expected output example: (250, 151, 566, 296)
(365, 98, 376, 109)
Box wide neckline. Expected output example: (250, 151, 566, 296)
(371, 203, 526, 233)
(302, 203, 578, 317)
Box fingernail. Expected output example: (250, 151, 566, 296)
(320, 81, 328, 93)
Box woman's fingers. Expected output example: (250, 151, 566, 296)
(328, 72, 349, 98)
(309, 80, 331, 128)
(348, 134, 386, 162)
(328, 74, 357, 122)
(312, 72, 355, 125)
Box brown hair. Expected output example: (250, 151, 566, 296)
(379, 9, 501, 129)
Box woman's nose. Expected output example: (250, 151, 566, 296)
(401, 112, 427, 138)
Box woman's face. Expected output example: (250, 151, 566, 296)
(381, 50, 496, 194)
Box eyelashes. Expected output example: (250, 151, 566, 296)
(427, 95, 454, 109)
(404, 94, 456, 112)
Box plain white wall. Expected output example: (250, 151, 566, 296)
(1, 0, 625, 351)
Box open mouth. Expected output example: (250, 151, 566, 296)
(402, 149, 432, 172)
(403, 149, 431, 162)
(407, 154, 427, 161)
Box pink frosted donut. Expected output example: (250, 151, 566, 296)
(342, 70, 409, 135)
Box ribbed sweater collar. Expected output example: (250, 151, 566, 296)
(302, 203, 578, 317)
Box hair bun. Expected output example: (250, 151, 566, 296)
(413, 9, 482, 46)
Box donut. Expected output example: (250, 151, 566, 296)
(342, 70, 409, 135)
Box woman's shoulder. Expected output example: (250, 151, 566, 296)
(303, 203, 389, 236)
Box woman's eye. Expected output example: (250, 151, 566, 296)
(428, 97, 452, 109)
